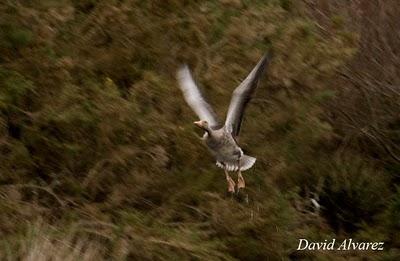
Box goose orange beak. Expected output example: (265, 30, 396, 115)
(193, 121, 202, 127)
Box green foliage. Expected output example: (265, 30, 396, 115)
(0, 68, 34, 109)
(0, 25, 33, 49)
(388, 188, 400, 229)
(319, 155, 390, 232)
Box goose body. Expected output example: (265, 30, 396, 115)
(177, 53, 270, 192)
(202, 128, 255, 172)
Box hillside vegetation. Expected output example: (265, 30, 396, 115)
(0, 0, 399, 260)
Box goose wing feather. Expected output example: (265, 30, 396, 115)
(177, 65, 220, 129)
(224, 54, 270, 137)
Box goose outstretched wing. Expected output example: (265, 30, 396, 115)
(225, 54, 270, 137)
(177, 65, 220, 129)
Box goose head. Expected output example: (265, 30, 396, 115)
(194, 120, 211, 134)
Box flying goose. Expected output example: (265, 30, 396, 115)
(177, 54, 270, 193)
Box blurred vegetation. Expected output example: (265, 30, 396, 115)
(0, 0, 399, 260)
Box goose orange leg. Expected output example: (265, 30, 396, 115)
(236, 158, 245, 191)
(224, 168, 236, 193)
(237, 170, 245, 190)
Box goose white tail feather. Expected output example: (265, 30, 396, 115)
(216, 155, 256, 172)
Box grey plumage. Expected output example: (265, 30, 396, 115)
(176, 65, 220, 129)
(177, 54, 269, 173)
(225, 54, 270, 137)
